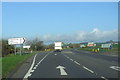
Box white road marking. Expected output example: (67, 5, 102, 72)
(64, 54, 107, 79)
(55, 54, 57, 55)
(37, 52, 50, 65)
(24, 54, 38, 78)
(83, 66, 94, 73)
(64, 55, 69, 59)
(70, 59, 73, 61)
(33, 67, 37, 70)
(74, 61, 81, 65)
(110, 66, 120, 71)
(66, 56, 69, 58)
(30, 70, 34, 72)
(56, 65, 67, 75)
(101, 76, 108, 80)
(24, 51, 52, 78)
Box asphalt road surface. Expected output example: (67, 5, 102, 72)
(23, 49, 119, 79)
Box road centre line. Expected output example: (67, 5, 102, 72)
(83, 66, 94, 73)
(74, 61, 81, 65)
(64, 55, 69, 59)
(66, 56, 69, 58)
(64, 54, 108, 79)
(70, 59, 73, 61)
(101, 76, 108, 80)
(64, 55, 94, 74)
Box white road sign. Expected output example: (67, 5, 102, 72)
(23, 45, 30, 49)
(101, 43, 112, 48)
(8, 38, 25, 45)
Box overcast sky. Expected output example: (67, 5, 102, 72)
(2, 2, 118, 43)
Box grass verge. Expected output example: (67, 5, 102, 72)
(0, 58, 2, 79)
(2, 53, 36, 78)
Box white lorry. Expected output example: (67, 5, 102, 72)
(54, 42, 62, 52)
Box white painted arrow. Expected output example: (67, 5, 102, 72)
(110, 66, 120, 71)
(56, 65, 67, 75)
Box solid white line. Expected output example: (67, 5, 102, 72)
(74, 61, 81, 65)
(83, 66, 94, 73)
(37, 52, 50, 65)
(24, 54, 38, 78)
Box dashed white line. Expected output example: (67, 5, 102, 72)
(83, 66, 94, 73)
(33, 66, 37, 70)
(74, 61, 81, 65)
(101, 76, 108, 80)
(70, 59, 73, 61)
(64, 55, 108, 79)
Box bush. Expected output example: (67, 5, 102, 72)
(2, 39, 14, 57)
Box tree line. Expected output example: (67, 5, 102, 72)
(1, 38, 52, 57)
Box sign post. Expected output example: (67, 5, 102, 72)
(8, 37, 25, 56)
(20, 44, 23, 56)
(14, 45, 16, 55)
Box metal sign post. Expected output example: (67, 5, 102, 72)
(20, 44, 23, 56)
(20, 44, 22, 56)
(14, 45, 16, 55)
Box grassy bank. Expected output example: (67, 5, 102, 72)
(0, 58, 2, 78)
(2, 53, 36, 78)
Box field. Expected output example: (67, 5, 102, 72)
(0, 58, 2, 79)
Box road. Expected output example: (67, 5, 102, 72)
(23, 49, 119, 79)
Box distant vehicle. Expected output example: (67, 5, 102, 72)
(54, 42, 62, 52)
